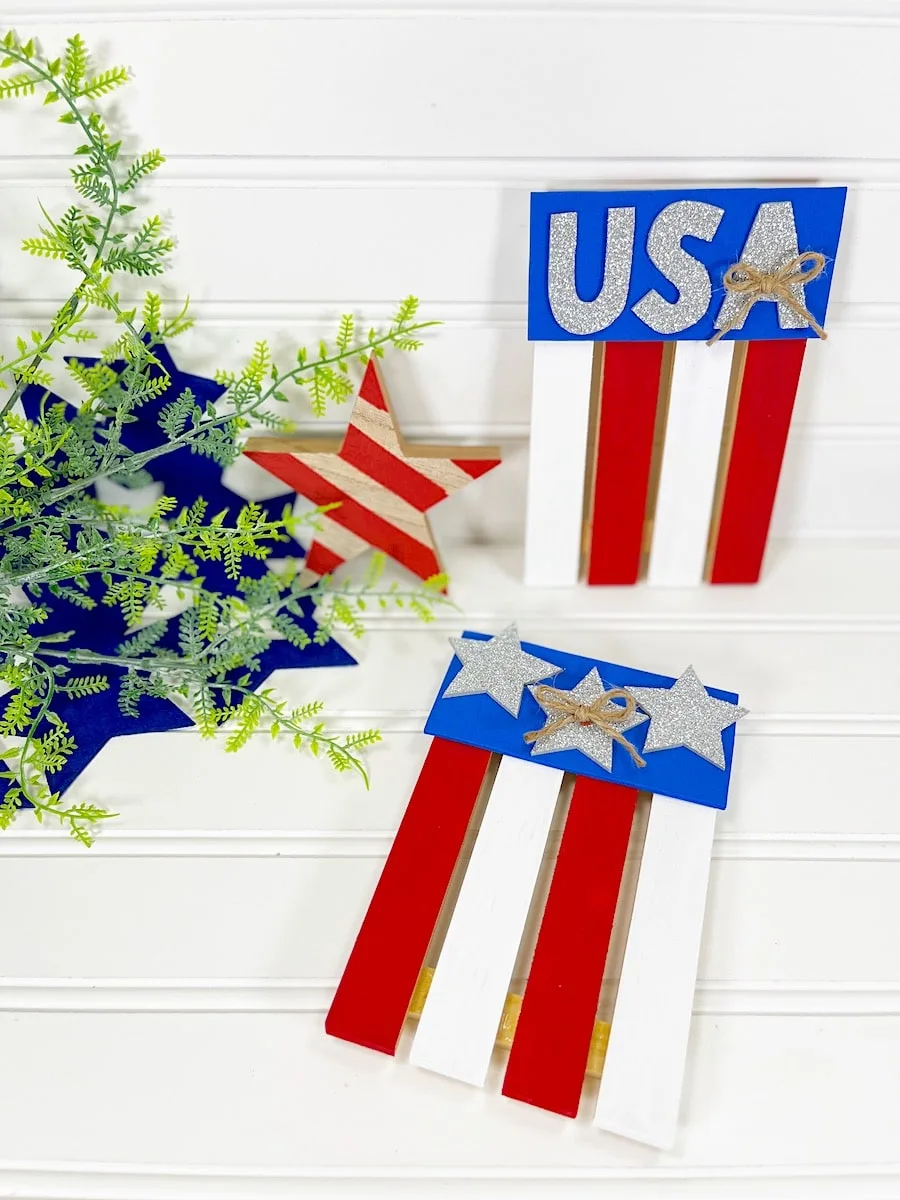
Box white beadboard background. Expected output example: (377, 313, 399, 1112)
(2, 3, 900, 1198)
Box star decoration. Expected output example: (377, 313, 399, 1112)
(441, 625, 560, 717)
(0, 582, 194, 804)
(243, 359, 502, 585)
(6, 347, 362, 802)
(527, 668, 648, 772)
(27, 344, 357, 677)
(628, 665, 748, 769)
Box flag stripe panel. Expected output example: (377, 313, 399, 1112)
(646, 342, 735, 586)
(409, 757, 563, 1088)
(709, 340, 806, 584)
(310, 514, 371, 563)
(246, 450, 433, 549)
(304, 541, 344, 576)
(340, 422, 450, 512)
(296, 452, 435, 545)
(244, 454, 442, 581)
(452, 457, 501, 481)
(325, 738, 492, 1056)
(352, 398, 499, 493)
(592, 795, 717, 1149)
(587, 343, 664, 585)
(523, 342, 596, 586)
(359, 361, 390, 410)
(502, 778, 637, 1117)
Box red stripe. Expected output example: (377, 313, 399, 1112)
(451, 457, 502, 481)
(502, 778, 636, 1118)
(359, 360, 389, 411)
(341, 423, 449, 512)
(326, 738, 492, 1055)
(709, 340, 806, 584)
(586, 343, 663, 585)
(243, 452, 442, 582)
(305, 541, 344, 576)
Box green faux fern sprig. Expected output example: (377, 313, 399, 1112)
(0, 31, 449, 845)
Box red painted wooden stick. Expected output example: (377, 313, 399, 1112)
(709, 340, 806, 584)
(587, 343, 664, 585)
(501, 778, 637, 1117)
(326, 738, 492, 1055)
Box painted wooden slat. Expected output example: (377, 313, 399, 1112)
(325, 738, 492, 1056)
(593, 795, 718, 1149)
(523, 341, 595, 586)
(502, 778, 637, 1118)
(409, 757, 563, 1087)
(586, 343, 665, 585)
(709, 340, 807, 584)
(646, 341, 735, 586)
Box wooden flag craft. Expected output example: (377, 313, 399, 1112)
(243, 360, 501, 584)
(326, 625, 746, 1149)
(525, 186, 847, 587)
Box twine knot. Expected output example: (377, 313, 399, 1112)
(524, 685, 646, 768)
(707, 250, 828, 346)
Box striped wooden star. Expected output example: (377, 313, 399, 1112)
(243, 361, 501, 583)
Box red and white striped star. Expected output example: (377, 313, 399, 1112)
(243, 361, 502, 584)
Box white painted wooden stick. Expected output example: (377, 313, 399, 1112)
(523, 341, 595, 586)
(592, 795, 717, 1149)
(409, 757, 563, 1088)
(646, 341, 734, 586)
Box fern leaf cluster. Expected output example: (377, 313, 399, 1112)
(0, 30, 448, 845)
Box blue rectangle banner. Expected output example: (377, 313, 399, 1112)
(424, 633, 742, 811)
(528, 186, 847, 343)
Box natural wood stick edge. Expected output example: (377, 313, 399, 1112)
(407, 966, 611, 1080)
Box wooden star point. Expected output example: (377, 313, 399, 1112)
(243, 360, 502, 584)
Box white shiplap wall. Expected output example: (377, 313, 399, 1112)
(2, 4, 900, 1198)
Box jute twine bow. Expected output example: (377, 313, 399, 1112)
(524, 684, 647, 768)
(707, 250, 828, 346)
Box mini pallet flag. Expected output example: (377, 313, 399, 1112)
(326, 625, 746, 1149)
(525, 186, 847, 586)
(243, 360, 502, 585)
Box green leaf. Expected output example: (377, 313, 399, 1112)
(81, 66, 129, 99)
(63, 33, 89, 93)
(0, 73, 37, 99)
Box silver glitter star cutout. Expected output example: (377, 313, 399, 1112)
(628, 665, 748, 770)
(527, 668, 648, 772)
(441, 624, 561, 717)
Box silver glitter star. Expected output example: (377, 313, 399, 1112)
(628, 665, 748, 770)
(527, 668, 648, 772)
(441, 624, 561, 717)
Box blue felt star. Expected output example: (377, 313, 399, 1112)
(26, 341, 357, 675)
(0, 581, 193, 801)
(7, 349, 358, 800)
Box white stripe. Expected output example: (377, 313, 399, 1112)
(646, 341, 734, 586)
(408, 757, 562, 1088)
(593, 795, 717, 1149)
(523, 341, 595, 586)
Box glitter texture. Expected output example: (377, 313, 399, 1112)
(631, 200, 725, 334)
(714, 200, 806, 332)
(527, 668, 648, 772)
(628, 665, 748, 770)
(442, 624, 561, 718)
(547, 207, 635, 335)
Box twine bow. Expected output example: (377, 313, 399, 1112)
(524, 684, 646, 768)
(707, 250, 827, 346)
